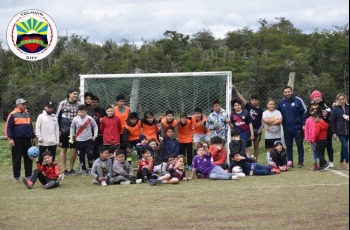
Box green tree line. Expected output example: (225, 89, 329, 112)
(0, 17, 348, 119)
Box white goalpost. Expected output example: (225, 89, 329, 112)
(79, 71, 233, 161)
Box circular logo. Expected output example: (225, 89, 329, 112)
(6, 9, 58, 61)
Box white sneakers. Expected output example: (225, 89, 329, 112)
(328, 162, 334, 168)
(135, 179, 142, 184)
(236, 173, 246, 178)
(101, 180, 107, 186)
(120, 181, 131, 185)
(231, 174, 239, 180)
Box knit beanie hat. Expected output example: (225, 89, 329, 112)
(139, 134, 147, 142)
(310, 91, 322, 99)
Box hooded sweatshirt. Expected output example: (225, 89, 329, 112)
(36, 110, 59, 146)
(314, 119, 329, 143)
(100, 115, 122, 145)
(209, 145, 227, 165)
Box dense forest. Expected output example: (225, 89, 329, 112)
(0, 17, 348, 119)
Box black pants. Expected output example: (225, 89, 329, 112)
(76, 139, 94, 170)
(179, 142, 193, 166)
(316, 140, 328, 167)
(39, 145, 57, 163)
(12, 137, 32, 178)
(326, 129, 334, 162)
(93, 135, 103, 160)
(31, 169, 59, 188)
(137, 168, 157, 181)
(219, 163, 229, 170)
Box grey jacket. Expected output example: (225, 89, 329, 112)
(91, 158, 113, 179)
(113, 160, 134, 177)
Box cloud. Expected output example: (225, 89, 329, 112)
(0, 0, 348, 45)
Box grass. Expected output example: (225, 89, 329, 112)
(0, 123, 349, 229)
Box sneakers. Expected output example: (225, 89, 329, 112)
(81, 170, 87, 176)
(315, 164, 330, 171)
(43, 181, 56, 189)
(92, 180, 100, 185)
(298, 162, 304, 168)
(143, 177, 149, 183)
(101, 180, 107, 186)
(231, 174, 239, 180)
(328, 162, 334, 168)
(22, 177, 33, 189)
(150, 179, 162, 186)
(271, 168, 281, 174)
(311, 163, 318, 170)
(120, 181, 131, 185)
(135, 179, 142, 184)
(14, 177, 19, 183)
(69, 169, 76, 175)
(63, 170, 71, 176)
(236, 173, 246, 178)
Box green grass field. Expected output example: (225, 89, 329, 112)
(0, 123, 349, 229)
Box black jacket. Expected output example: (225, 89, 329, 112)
(330, 104, 349, 136)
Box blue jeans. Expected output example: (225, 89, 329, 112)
(284, 130, 304, 163)
(338, 135, 349, 163)
(310, 143, 317, 163)
(209, 166, 232, 180)
(253, 164, 273, 176)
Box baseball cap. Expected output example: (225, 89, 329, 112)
(45, 101, 54, 107)
(16, 98, 27, 105)
(273, 140, 283, 146)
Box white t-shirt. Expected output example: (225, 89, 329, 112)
(263, 110, 282, 139)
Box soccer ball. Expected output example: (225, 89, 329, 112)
(27, 146, 39, 158)
(232, 166, 243, 173)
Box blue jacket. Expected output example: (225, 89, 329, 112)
(5, 108, 35, 139)
(277, 95, 307, 131)
(160, 136, 180, 162)
(230, 158, 251, 175)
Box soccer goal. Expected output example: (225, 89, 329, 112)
(79, 71, 233, 148)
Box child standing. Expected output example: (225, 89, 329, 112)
(190, 143, 238, 180)
(227, 99, 254, 157)
(100, 105, 122, 148)
(150, 155, 189, 186)
(313, 112, 330, 171)
(206, 100, 228, 143)
(70, 105, 98, 175)
(114, 94, 130, 152)
(304, 106, 319, 169)
(159, 126, 180, 162)
(137, 147, 158, 183)
(177, 112, 193, 170)
(160, 110, 178, 139)
(269, 141, 292, 173)
(192, 107, 211, 150)
(141, 111, 159, 141)
(262, 98, 283, 164)
(136, 134, 149, 159)
(91, 146, 114, 186)
(112, 149, 142, 184)
(22, 151, 60, 189)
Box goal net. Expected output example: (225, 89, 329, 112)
(80, 72, 232, 118)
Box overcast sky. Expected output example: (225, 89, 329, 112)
(0, 0, 348, 46)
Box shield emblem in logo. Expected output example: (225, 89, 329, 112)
(16, 17, 48, 53)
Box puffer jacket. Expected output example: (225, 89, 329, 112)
(330, 104, 349, 136)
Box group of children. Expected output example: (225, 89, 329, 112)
(22, 88, 343, 190)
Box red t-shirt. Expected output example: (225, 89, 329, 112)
(137, 158, 155, 174)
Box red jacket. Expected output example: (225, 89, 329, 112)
(209, 145, 227, 165)
(36, 161, 60, 179)
(100, 115, 122, 145)
(314, 119, 329, 143)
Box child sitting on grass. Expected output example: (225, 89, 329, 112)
(269, 141, 292, 173)
(137, 147, 158, 183)
(189, 143, 238, 180)
(159, 126, 180, 162)
(148, 138, 161, 164)
(150, 155, 189, 186)
(210, 136, 229, 170)
(229, 129, 246, 157)
(91, 146, 114, 186)
(22, 151, 61, 189)
(153, 154, 176, 175)
(230, 152, 274, 176)
(113, 149, 142, 184)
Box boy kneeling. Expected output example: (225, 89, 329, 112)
(22, 151, 60, 189)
